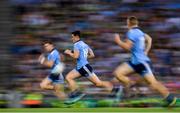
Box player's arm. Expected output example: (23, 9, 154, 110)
(64, 49, 79, 59)
(38, 54, 54, 68)
(114, 33, 133, 51)
(88, 48, 95, 58)
(144, 34, 152, 55)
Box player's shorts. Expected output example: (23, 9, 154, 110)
(76, 64, 95, 77)
(47, 73, 64, 84)
(127, 61, 153, 76)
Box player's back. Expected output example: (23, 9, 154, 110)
(47, 49, 61, 71)
(127, 27, 150, 64)
(74, 40, 89, 69)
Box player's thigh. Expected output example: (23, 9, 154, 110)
(87, 73, 102, 85)
(114, 62, 134, 76)
(40, 77, 52, 86)
(65, 69, 81, 80)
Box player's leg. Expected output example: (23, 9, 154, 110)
(86, 68, 123, 101)
(81, 64, 122, 101)
(144, 74, 169, 97)
(87, 73, 113, 92)
(113, 62, 135, 88)
(64, 69, 85, 104)
(144, 74, 176, 107)
(53, 84, 67, 101)
(113, 62, 135, 99)
(65, 69, 81, 92)
(78, 64, 113, 91)
(139, 62, 176, 107)
(51, 73, 67, 101)
(40, 77, 54, 90)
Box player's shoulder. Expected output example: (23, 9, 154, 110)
(129, 27, 144, 35)
(74, 40, 85, 46)
(81, 41, 89, 48)
(50, 49, 59, 56)
(127, 28, 136, 35)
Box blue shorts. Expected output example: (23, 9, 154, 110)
(127, 61, 153, 76)
(76, 64, 94, 77)
(47, 73, 64, 84)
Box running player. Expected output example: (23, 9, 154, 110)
(38, 40, 67, 101)
(113, 16, 177, 107)
(64, 31, 121, 104)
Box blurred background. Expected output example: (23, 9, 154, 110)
(0, 0, 179, 108)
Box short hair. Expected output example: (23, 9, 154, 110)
(128, 16, 138, 26)
(42, 39, 54, 46)
(72, 30, 81, 37)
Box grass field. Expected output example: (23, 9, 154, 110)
(0, 108, 180, 113)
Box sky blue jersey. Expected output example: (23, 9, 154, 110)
(126, 27, 150, 64)
(47, 49, 61, 73)
(74, 40, 90, 69)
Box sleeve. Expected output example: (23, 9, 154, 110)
(74, 43, 80, 51)
(143, 32, 146, 37)
(87, 45, 92, 51)
(126, 31, 136, 42)
(48, 51, 59, 62)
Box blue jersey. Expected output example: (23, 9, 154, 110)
(47, 49, 61, 73)
(74, 40, 90, 69)
(126, 27, 150, 64)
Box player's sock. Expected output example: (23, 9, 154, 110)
(64, 89, 85, 104)
(110, 86, 118, 97)
(110, 86, 122, 101)
(165, 94, 177, 107)
(121, 82, 137, 99)
(68, 89, 79, 98)
(111, 86, 118, 94)
(71, 89, 84, 98)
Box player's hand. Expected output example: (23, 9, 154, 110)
(114, 33, 122, 44)
(38, 54, 45, 64)
(64, 49, 72, 55)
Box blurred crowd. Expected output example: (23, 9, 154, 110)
(0, 0, 180, 107)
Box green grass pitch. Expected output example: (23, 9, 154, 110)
(0, 108, 180, 113)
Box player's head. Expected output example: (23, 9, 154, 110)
(42, 40, 54, 52)
(127, 16, 138, 28)
(71, 30, 80, 43)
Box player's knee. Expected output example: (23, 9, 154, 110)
(94, 81, 103, 87)
(113, 69, 118, 76)
(114, 72, 125, 80)
(114, 69, 125, 77)
(65, 75, 75, 82)
(65, 76, 71, 82)
(40, 83, 44, 89)
(40, 83, 46, 89)
(54, 88, 59, 93)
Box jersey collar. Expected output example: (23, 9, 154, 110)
(74, 40, 81, 44)
(131, 26, 139, 29)
(50, 48, 55, 53)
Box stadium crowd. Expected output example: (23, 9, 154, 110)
(0, 0, 179, 107)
